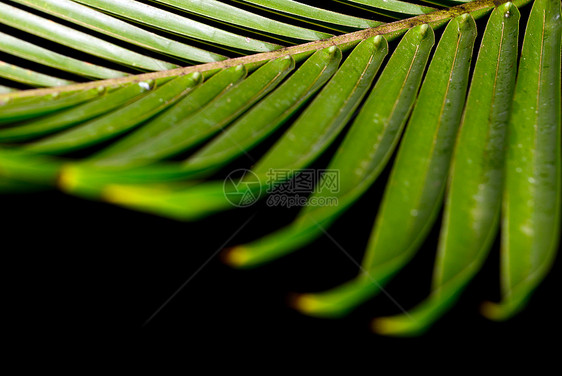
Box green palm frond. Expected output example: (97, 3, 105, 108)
(0, 0, 560, 338)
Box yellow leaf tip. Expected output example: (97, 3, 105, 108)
(480, 301, 503, 320)
(372, 317, 398, 335)
(480, 300, 520, 322)
(371, 316, 425, 337)
(290, 293, 320, 314)
(221, 246, 249, 268)
(103, 185, 134, 204)
(57, 164, 79, 192)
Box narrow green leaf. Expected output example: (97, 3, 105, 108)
(70, 0, 282, 53)
(149, 0, 332, 41)
(0, 148, 63, 185)
(237, 0, 380, 29)
(182, 46, 342, 177)
(59, 47, 341, 198)
(225, 24, 437, 269)
(0, 82, 154, 142)
(482, 0, 562, 321)
(0, 2, 176, 71)
(13, 0, 226, 64)
(89, 66, 247, 164)
(251, 35, 389, 179)
(338, 0, 435, 16)
(102, 181, 230, 221)
(59, 162, 194, 200)
(0, 32, 128, 80)
(373, 2, 520, 336)
(99, 37, 387, 220)
(0, 87, 108, 125)
(0, 0, 507, 104)
(1, 89, 85, 106)
(0, 60, 73, 88)
(87, 57, 294, 167)
(24, 74, 201, 154)
(294, 14, 477, 317)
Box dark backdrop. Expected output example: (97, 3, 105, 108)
(1, 0, 560, 359)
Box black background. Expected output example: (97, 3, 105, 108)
(1, 0, 560, 361)
(3, 158, 560, 357)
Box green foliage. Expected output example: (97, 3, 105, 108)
(0, 0, 560, 336)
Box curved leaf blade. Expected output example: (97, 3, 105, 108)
(70, 0, 282, 53)
(0, 32, 128, 80)
(0, 83, 153, 142)
(89, 66, 248, 164)
(24, 74, 201, 154)
(100, 36, 388, 220)
(0, 60, 73, 88)
(339, 0, 435, 16)
(0, 2, 176, 71)
(0, 87, 108, 126)
(13, 0, 226, 64)
(88, 56, 294, 167)
(182, 46, 343, 177)
(373, 2, 520, 336)
(149, 0, 333, 41)
(296, 14, 477, 317)
(237, 0, 380, 29)
(482, 0, 561, 321)
(225, 24, 436, 268)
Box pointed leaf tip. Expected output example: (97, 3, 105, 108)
(480, 301, 507, 321)
(290, 293, 315, 314)
(371, 316, 424, 337)
(57, 164, 79, 192)
(222, 246, 250, 268)
(289, 291, 353, 318)
(102, 185, 132, 204)
(480, 299, 528, 322)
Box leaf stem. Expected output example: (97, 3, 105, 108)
(0, 0, 527, 101)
